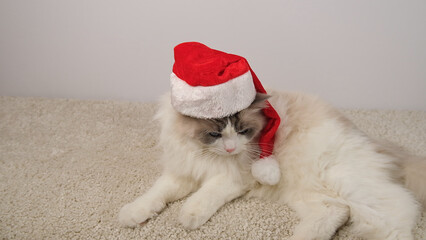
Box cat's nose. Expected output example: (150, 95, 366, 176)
(226, 148, 235, 153)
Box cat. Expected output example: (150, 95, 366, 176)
(119, 90, 426, 240)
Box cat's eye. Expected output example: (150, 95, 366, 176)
(208, 132, 222, 138)
(238, 129, 250, 135)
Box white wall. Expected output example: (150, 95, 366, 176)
(1, 0, 425, 110)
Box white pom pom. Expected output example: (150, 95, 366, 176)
(251, 156, 281, 185)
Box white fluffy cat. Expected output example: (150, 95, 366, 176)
(119, 90, 426, 240)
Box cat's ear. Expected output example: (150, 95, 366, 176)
(249, 93, 270, 110)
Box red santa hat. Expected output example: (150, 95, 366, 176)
(170, 42, 281, 185)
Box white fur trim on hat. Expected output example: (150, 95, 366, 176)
(251, 156, 281, 185)
(170, 71, 256, 119)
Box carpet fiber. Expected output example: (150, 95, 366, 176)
(1, 96, 425, 239)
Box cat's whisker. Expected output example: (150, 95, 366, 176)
(193, 150, 216, 159)
(245, 143, 274, 147)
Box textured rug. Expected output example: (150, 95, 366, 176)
(0, 96, 425, 240)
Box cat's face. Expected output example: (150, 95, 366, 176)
(181, 94, 268, 157)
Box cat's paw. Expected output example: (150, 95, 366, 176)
(118, 202, 154, 228)
(179, 205, 211, 230)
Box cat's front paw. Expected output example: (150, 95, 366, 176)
(118, 202, 154, 228)
(179, 205, 211, 230)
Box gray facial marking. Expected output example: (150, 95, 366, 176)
(195, 117, 227, 145)
(186, 93, 269, 147)
(196, 112, 262, 145)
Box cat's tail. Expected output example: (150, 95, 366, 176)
(402, 155, 426, 208)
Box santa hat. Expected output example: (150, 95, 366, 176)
(170, 42, 281, 185)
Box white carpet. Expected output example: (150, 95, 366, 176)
(0, 96, 425, 239)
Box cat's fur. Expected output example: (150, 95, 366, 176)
(119, 90, 426, 240)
